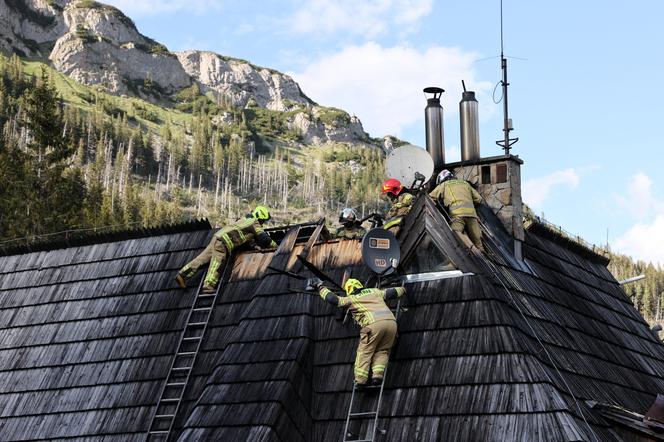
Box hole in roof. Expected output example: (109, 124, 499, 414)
(402, 235, 457, 274)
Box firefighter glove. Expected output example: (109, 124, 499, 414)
(305, 278, 323, 291)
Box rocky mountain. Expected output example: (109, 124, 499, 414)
(0, 0, 67, 56)
(0, 0, 372, 145)
(176, 50, 311, 112)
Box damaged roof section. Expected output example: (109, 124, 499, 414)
(0, 195, 664, 441)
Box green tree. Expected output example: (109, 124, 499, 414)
(21, 69, 85, 235)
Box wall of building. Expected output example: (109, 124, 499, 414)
(448, 155, 524, 242)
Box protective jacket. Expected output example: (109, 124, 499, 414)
(215, 217, 277, 252)
(319, 286, 406, 327)
(384, 193, 414, 230)
(430, 179, 481, 218)
(334, 223, 366, 240)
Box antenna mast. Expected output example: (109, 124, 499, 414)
(496, 0, 518, 155)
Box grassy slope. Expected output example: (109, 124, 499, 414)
(23, 60, 193, 132)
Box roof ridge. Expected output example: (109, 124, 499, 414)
(0, 219, 212, 257)
(525, 219, 610, 265)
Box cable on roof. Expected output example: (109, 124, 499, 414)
(476, 218, 601, 442)
(432, 198, 601, 441)
(0, 221, 145, 246)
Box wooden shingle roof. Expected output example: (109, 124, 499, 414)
(1, 198, 663, 441)
(0, 221, 213, 440)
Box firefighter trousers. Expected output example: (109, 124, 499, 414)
(354, 320, 397, 383)
(179, 237, 228, 289)
(450, 216, 484, 252)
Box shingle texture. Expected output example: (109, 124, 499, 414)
(1, 198, 664, 441)
(0, 221, 213, 441)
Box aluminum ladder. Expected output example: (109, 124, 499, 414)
(146, 273, 225, 441)
(342, 299, 402, 442)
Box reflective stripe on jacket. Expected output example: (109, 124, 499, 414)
(214, 217, 276, 252)
(385, 193, 413, 228)
(430, 179, 481, 218)
(319, 286, 406, 327)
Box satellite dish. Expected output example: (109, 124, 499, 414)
(361, 228, 400, 275)
(385, 144, 434, 188)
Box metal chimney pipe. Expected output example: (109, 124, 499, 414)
(460, 90, 480, 161)
(423, 87, 445, 170)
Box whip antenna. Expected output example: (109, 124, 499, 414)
(495, 0, 518, 154)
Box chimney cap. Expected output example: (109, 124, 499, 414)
(423, 87, 444, 97)
(461, 91, 477, 101)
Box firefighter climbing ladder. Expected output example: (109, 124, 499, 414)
(146, 264, 228, 441)
(342, 299, 402, 442)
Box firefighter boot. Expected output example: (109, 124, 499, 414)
(175, 273, 187, 289)
(202, 285, 217, 294)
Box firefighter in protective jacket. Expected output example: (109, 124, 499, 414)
(312, 278, 406, 386)
(430, 170, 484, 251)
(334, 208, 366, 240)
(176, 206, 277, 293)
(382, 178, 413, 235)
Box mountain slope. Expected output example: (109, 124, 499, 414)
(0, 0, 373, 145)
(0, 0, 389, 235)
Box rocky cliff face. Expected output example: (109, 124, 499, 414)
(177, 50, 313, 112)
(0, 0, 68, 57)
(176, 50, 368, 143)
(1, 0, 372, 145)
(290, 108, 367, 144)
(50, 1, 191, 97)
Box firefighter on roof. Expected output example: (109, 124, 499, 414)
(311, 277, 406, 386)
(334, 207, 366, 240)
(382, 178, 413, 235)
(176, 206, 277, 293)
(430, 170, 485, 252)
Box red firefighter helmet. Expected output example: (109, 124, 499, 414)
(381, 178, 403, 196)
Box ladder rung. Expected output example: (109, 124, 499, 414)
(192, 307, 212, 312)
(166, 382, 186, 387)
(357, 384, 381, 389)
(187, 322, 207, 327)
(159, 398, 179, 403)
(182, 336, 201, 341)
(148, 430, 169, 434)
(349, 411, 377, 418)
(177, 352, 197, 356)
(197, 294, 215, 299)
(154, 414, 175, 419)
(172, 366, 192, 371)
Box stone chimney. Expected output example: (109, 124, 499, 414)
(445, 154, 525, 257)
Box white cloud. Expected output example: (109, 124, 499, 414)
(522, 168, 581, 208)
(290, 42, 492, 137)
(613, 172, 664, 265)
(394, 0, 433, 25)
(288, 0, 432, 38)
(102, 0, 222, 16)
(615, 215, 664, 266)
(614, 172, 664, 219)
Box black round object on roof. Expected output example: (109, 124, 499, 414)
(361, 228, 400, 275)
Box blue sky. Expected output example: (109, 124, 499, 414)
(105, 0, 664, 265)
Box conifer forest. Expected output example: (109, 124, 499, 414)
(0, 53, 386, 238)
(0, 53, 662, 326)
